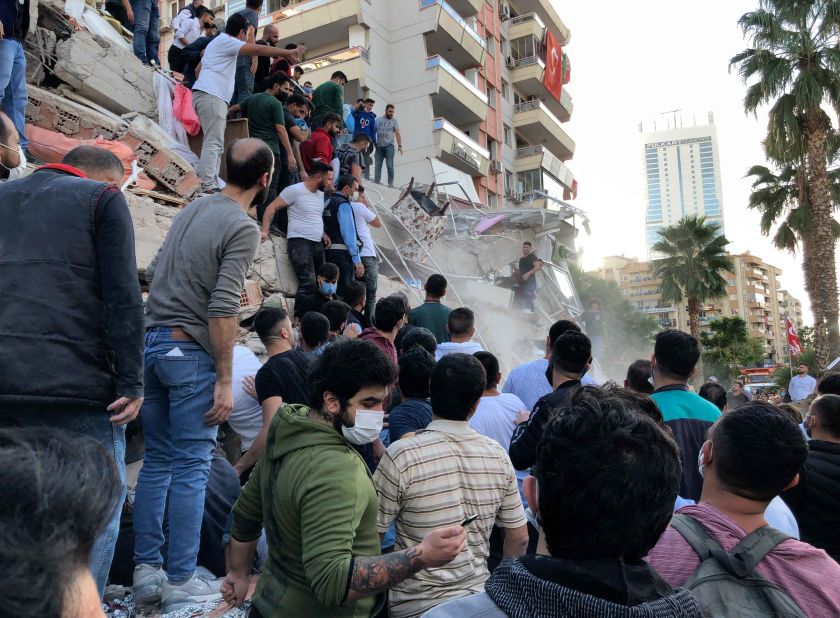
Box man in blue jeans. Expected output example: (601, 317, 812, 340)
(374, 104, 402, 187)
(135, 139, 264, 613)
(0, 147, 145, 597)
(0, 0, 32, 161)
(130, 0, 161, 65)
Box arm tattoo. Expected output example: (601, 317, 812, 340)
(350, 545, 424, 596)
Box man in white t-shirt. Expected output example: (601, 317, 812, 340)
(192, 13, 303, 193)
(226, 345, 263, 457)
(789, 362, 818, 401)
(352, 189, 380, 321)
(259, 160, 333, 304)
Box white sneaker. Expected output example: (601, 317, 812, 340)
(161, 572, 223, 613)
(132, 564, 165, 607)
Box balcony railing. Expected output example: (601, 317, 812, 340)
(298, 46, 369, 72)
(643, 306, 676, 314)
(512, 54, 545, 69)
(270, 0, 340, 20)
(510, 12, 546, 29)
(426, 55, 488, 103)
(515, 145, 544, 158)
(514, 99, 565, 128)
(433, 117, 490, 158)
(420, 0, 486, 48)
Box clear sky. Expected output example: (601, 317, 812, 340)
(561, 0, 817, 321)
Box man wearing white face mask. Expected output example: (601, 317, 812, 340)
(0, 110, 25, 181)
(224, 339, 467, 616)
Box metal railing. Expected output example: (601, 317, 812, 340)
(271, 0, 342, 20)
(514, 99, 566, 131)
(510, 12, 546, 29)
(420, 0, 486, 48)
(432, 117, 490, 158)
(515, 145, 543, 158)
(426, 55, 489, 103)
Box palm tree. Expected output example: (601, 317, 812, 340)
(746, 147, 840, 369)
(731, 0, 840, 369)
(652, 216, 734, 343)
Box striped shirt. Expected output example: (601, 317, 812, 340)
(373, 419, 526, 618)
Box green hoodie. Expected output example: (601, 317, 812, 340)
(231, 404, 383, 617)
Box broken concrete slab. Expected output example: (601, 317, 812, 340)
(27, 85, 199, 197)
(53, 30, 156, 118)
(126, 193, 169, 276)
(248, 234, 299, 296)
(24, 27, 56, 86)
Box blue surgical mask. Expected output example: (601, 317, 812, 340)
(320, 281, 337, 296)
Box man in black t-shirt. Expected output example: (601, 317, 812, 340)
(515, 241, 543, 313)
(233, 306, 313, 478)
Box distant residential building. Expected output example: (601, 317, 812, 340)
(640, 112, 724, 258)
(593, 252, 800, 363)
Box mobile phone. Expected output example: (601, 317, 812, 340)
(461, 514, 479, 527)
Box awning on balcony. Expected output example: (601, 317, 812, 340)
(430, 158, 481, 205)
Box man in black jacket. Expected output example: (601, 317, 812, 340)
(782, 394, 840, 562)
(508, 330, 591, 471)
(323, 174, 363, 297)
(0, 146, 145, 597)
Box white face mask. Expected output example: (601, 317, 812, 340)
(0, 144, 26, 180)
(342, 409, 384, 445)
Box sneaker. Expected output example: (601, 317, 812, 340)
(161, 572, 223, 613)
(132, 564, 165, 607)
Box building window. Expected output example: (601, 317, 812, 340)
(487, 85, 496, 109)
(500, 36, 508, 58)
(486, 35, 495, 57)
(505, 170, 513, 191)
(503, 124, 511, 147)
(488, 137, 497, 160)
(500, 79, 509, 101)
(488, 191, 498, 208)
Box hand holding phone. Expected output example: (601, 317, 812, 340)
(461, 514, 479, 527)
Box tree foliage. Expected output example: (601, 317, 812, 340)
(700, 316, 767, 380)
(570, 264, 658, 381)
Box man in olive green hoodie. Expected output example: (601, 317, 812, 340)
(223, 339, 467, 617)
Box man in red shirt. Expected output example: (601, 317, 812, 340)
(300, 112, 342, 173)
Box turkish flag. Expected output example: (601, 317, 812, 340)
(787, 318, 803, 357)
(543, 31, 563, 101)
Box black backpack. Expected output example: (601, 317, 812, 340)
(670, 514, 806, 617)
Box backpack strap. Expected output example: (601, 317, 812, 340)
(725, 526, 792, 578)
(670, 513, 724, 561)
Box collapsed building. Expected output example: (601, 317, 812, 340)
(20, 0, 590, 372)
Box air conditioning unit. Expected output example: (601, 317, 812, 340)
(506, 56, 516, 70)
(489, 160, 502, 173)
(499, 3, 511, 20)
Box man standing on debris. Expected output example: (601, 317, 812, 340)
(168, 5, 214, 72)
(323, 174, 364, 297)
(132, 139, 266, 613)
(300, 112, 342, 173)
(130, 0, 161, 66)
(336, 132, 372, 183)
(312, 71, 348, 127)
(0, 0, 33, 163)
(192, 13, 303, 194)
(254, 24, 279, 85)
(514, 241, 543, 313)
(0, 146, 144, 597)
(375, 103, 402, 188)
(232, 0, 262, 104)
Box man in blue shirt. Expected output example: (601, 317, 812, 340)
(322, 174, 363, 298)
(650, 329, 721, 502)
(352, 98, 376, 180)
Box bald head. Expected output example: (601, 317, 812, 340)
(225, 138, 273, 191)
(0, 111, 20, 177)
(262, 24, 279, 44)
(62, 146, 123, 184)
(808, 394, 840, 440)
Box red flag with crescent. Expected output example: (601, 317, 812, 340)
(543, 31, 563, 101)
(787, 318, 802, 357)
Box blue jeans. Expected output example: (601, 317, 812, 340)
(0, 39, 28, 149)
(133, 327, 218, 582)
(0, 406, 126, 596)
(375, 143, 395, 186)
(130, 0, 160, 65)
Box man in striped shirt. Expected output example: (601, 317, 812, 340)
(374, 353, 528, 618)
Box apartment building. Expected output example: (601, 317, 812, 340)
(193, 0, 578, 209)
(595, 252, 801, 362)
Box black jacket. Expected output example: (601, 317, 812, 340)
(782, 440, 840, 562)
(0, 166, 144, 408)
(0, 0, 29, 41)
(509, 379, 581, 471)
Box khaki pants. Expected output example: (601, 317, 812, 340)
(193, 90, 228, 191)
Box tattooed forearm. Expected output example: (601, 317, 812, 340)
(347, 546, 424, 600)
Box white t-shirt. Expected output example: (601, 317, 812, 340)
(192, 33, 246, 104)
(281, 182, 325, 241)
(172, 14, 201, 49)
(469, 393, 527, 451)
(788, 374, 817, 401)
(352, 201, 377, 258)
(435, 340, 483, 361)
(227, 346, 263, 450)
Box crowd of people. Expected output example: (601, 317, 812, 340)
(1, 134, 840, 618)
